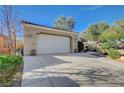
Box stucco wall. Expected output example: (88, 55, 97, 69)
(0, 36, 10, 54)
(23, 23, 78, 55)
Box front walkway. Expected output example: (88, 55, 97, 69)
(21, 52, 124, 87)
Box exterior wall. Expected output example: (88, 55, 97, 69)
(0, 36, 10, 54)
(23, 24, 78, 55)
(16, 39, 24, 49)
(0, 36, 24, 54)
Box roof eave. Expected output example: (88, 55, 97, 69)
(22, 21, 78, 35)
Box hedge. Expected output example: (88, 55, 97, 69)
(0, 55, 23, 86)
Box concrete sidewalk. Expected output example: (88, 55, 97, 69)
(21, 53, 124, 87)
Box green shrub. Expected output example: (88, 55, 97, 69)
(98, 41, 118, 55)
(98, 43, 109, 54)
(107, 50, 121, 59)
(117, 49, 124, 56)
(0, 55, 23, 86)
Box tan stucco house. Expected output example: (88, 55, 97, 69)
(0, 34, 10, 54)
(22, 21, 78, 55)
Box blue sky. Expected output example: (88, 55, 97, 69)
(1, 5, 124, 33)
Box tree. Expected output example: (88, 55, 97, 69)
(99, 27, 124, 42)
(115, 20, 124, 28)
(99, 26, 124, 54)
(53, 16, 66, 30)
(53, 16, 75, 31)
(80, 22, 109, 42)
(80, 24, 97, 41)
(66, 16, 75, 31)
(0, 5, 19, 55)
(114, 20, 124, 42)
(80, 20, 124, 56)
(97, 22, 110, 33)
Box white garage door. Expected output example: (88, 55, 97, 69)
(36, 34, 70, 54)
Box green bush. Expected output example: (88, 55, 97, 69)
(117, 49, 124, 56)
(98, 43, 109, 54)
(107, 50, 121, 59)
(98, 41, 118, 55)
(0, 55, 23, 86)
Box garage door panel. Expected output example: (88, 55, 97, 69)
(37, 34, 70, 54)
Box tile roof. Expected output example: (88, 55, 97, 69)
(21, 20, 75, 32)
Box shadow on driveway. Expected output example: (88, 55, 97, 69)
(23, 55, 72, 72)
(21, 76, 80, 87)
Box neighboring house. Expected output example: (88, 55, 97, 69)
(0, 34, 10, 54)
(16, 38, 24, 55)
(22, 21, 78, 55)
(0, 34, 24, 54)
(16, 38, 24, 50)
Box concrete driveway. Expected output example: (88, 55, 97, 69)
(21, 52, 124, 87)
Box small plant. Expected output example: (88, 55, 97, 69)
(107, 50, 121, 59)
(0, 55, 23, 86)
